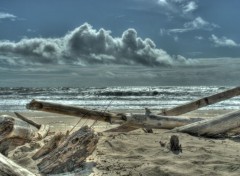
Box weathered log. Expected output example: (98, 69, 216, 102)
(14, 112, 49, 140)
(0, 153, 36, 176)
(26, 99, 124, 123)
(0, 115, 38, 155)
(124, 113, 203, 129)
(159, 86, 240, 116)
(171, 110, 240, 137)
(37, 126, 98, 174)
(32, 132, 65, 160)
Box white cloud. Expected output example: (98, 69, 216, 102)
(154, 0, 198, 17)
(209, 34, 239, 47)
(0, 12, 17, 21)
(169, 17, 219, 33)
(183, 1, 198, 13)
(0, 23, 191, 67)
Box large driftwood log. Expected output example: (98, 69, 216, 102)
(37, 126, 98, 174)
(0, 115, 38, 155)
(107, 87, 240, 132)
(26, 99, 124, 123)
(171, 110, 240, 137)
(26, 99, 206, 130)
(0, 153, 36, 176)
(124, 113, 203, 129)
(159, 86, 240, 116)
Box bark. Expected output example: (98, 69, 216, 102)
(37, 126, 98, 174)
(32, 132, 65, 160)
(171, 110, 240, 137)
(0, 153, 36, 176)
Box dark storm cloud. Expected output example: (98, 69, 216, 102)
(0, 23, 191, 67)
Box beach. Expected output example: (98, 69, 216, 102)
(2, 109, 240, 176)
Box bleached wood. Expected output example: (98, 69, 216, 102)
(159, 87, 240, 116)
(0, 153, 36, 176)
(125, 113, 203, 129)
(37, 126, 98, 174)
(171, 110, 240, 137)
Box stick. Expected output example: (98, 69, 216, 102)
(14, 112, 41, 129)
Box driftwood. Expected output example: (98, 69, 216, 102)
(37, 126, 98, 174)
(159, 86, 240, 116)
(106, 87, 240, 132)
(14, 112, 41, 129)
(124, 113, 203, 129)
(170, 135, 182, 153)
(32, 132, 65, 160)
(171, 110, 240, 137)
(26, 100, 206, 130)
(0, 115, 38, 155)
(0, 153, 35, 176)
(26, 99, 124, 123)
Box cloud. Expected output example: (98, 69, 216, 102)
(0, 23, 192, 67)
(183, 1, 198, 13)
(169, 17, 219, 33)
(155, 0, 198, 17)
(0, 12, 17, 21)
(209, 34, 239, 47)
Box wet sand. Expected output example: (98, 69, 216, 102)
(1, 109, 240, 176)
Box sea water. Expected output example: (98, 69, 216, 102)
(0, 86, 239, 112)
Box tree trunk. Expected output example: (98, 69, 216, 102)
(171, 110, 240, 137)
(0, 153, 36, 176)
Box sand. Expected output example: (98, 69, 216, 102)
(1, 110, 240, 176)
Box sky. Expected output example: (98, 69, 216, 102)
(0, 0, 239, 87)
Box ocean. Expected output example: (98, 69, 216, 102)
(0, 86, 239, 112)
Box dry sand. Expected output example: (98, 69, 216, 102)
(1, 110, 240, 176)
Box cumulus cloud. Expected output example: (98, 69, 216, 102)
(0, 23, 191, 67)
(169, 17, 218, 33)
(0, 12, 17, 21)
(209, 34, 239, 47)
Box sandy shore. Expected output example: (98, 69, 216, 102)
(1, 109, 240, 176)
